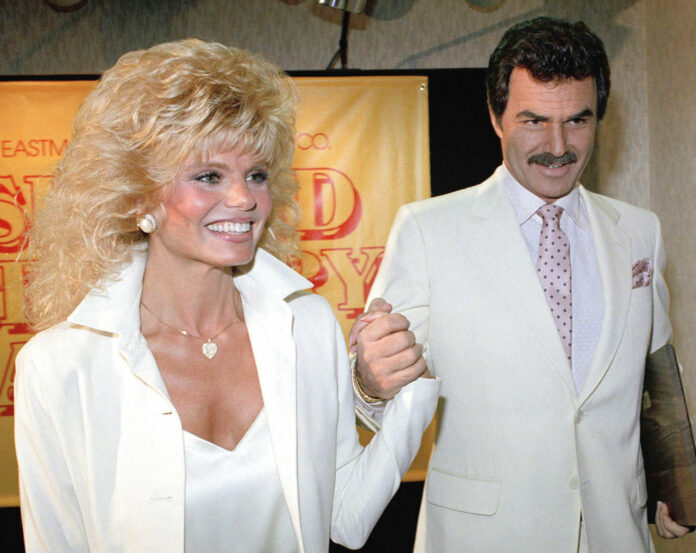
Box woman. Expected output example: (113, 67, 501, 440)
(14, 39, 439, 553)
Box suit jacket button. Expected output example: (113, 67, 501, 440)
(575, 410, 585, 424)
(569, 476, 580, 490)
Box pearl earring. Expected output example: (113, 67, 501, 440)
(136, 214, 157, 234)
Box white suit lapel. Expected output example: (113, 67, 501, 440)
(68, 249, 172, 400)
(470, 173, 576, 396)
(577, 188, 631, 404)
(235, 251, 310, 553)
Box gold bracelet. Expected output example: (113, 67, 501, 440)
(350, 353, 385, 404)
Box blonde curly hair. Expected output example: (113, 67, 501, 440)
(24, 39, 300, 330)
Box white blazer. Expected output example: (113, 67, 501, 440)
(15, 247, 440, 553)
(368, 166, 671, 553)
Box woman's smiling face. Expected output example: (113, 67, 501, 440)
(151, 145, 272, 269)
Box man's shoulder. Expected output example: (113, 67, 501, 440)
(583, 188, 659, 227)
(413, 185, 479, 207)
(403, 172, 498, 219)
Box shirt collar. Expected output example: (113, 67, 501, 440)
(502, 165, 587, 230)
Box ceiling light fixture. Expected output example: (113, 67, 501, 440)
(318, 0, 367, 70)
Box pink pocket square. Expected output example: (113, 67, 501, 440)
(632, 258, 653, 288)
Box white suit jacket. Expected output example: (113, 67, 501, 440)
(368, 166, 671, 553)
(15, 247, 440, 553)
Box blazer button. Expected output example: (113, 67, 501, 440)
(569, 476, 580, 490)
(575, 410, 585, 424)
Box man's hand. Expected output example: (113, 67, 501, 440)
(655, 501, 693, 538)
(349, 298, 430, 401)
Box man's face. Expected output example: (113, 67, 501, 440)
(490, 67, 598, 202)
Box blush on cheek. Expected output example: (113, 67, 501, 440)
(162, 202, 202, 228)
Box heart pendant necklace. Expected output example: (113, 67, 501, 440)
(141, 301, 237, 360)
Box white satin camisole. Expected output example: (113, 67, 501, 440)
(183, 408, 299, 552)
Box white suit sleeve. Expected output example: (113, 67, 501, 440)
(649, 212, 671, 352)
(368, 204, 433, 366)
(353, 203, 436, 429)
(14, 346, 90, 553)
(331, 319, 439, 549)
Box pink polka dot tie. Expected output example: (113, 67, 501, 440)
(536, 204, 572, 365)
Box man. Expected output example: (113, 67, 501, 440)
(353, 16, 689, 553)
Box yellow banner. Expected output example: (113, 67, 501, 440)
(292, 76, 430, 338)
(292, 76, 433, 481)
(0, 75, 431, 505)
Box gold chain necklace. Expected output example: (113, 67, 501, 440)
(140, 300, 238, 360)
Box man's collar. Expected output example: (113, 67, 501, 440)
(502, 165, 587, 230)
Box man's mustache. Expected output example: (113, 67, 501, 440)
(527, 151, 578, 166)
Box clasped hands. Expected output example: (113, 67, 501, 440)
(349, 298, 432, 401)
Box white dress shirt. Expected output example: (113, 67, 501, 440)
(504, 167, 604, 392)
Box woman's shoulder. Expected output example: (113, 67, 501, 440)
(16, 320, 97, 370)
(287, 289, 336, 321)
(15, 323, 78, 400)
(20, 320, 71, 348)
